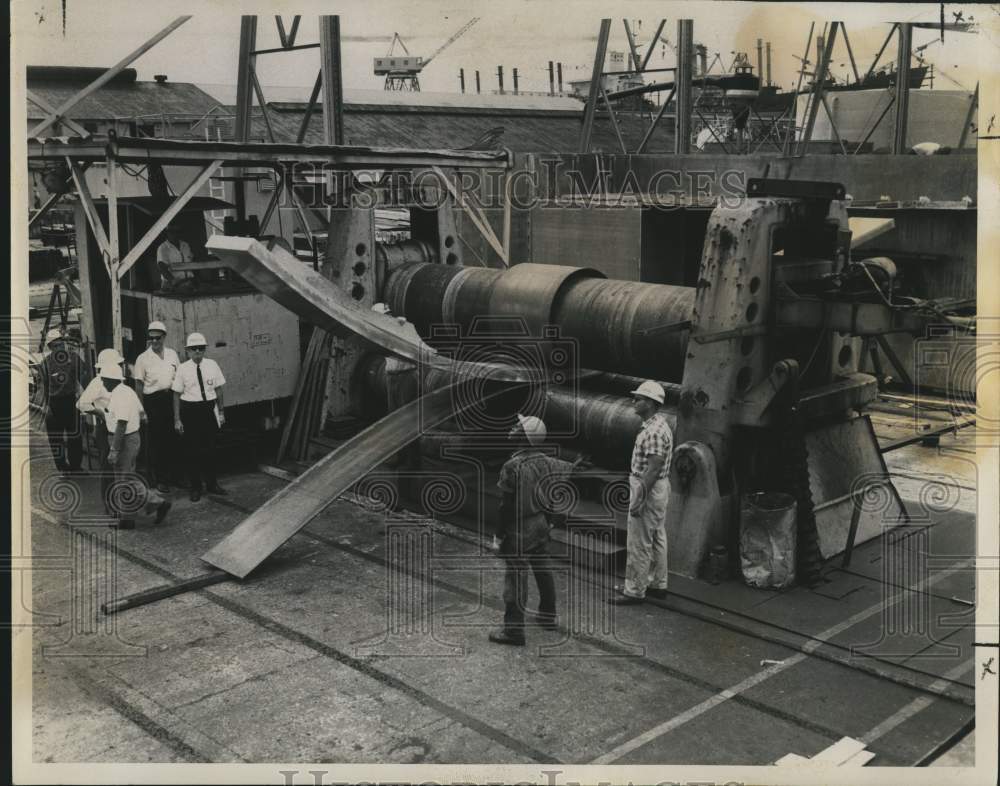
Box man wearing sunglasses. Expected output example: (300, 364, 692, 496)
(133, 321, 180, 492)
(171, 332, 227, 502)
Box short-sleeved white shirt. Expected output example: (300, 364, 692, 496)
(133, 346, 180, 394)
(172, 358, 226, 402)
(77, 377, 113, 427)
(157, 240, 193, 287)
(106, 383, 143, 434)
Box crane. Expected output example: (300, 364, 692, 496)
(373, 17, 480, 91)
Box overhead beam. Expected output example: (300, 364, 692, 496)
(29, 16, 192, 138)
(29, 139, 511, 169)
(116, 160, 224, 279)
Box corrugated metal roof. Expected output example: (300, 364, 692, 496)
(26, 78, 221, 122)
(198, 102, 674, 154)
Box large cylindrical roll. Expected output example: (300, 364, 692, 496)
(382, 262, 695, 379)
(552, 277, 694, 380)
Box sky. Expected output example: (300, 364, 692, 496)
(13, 0, 995, 103)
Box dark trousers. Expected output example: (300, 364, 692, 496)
(46, 396, 82, 471)
(144, 391, 176, 484)
(502, 542, 557, 634)
(94, 425, 112, 511)
(179, 400, 218, 492)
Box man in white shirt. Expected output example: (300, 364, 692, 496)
(77, 348, 125, 510)
(134, 320, 180, 492)
(156, 225, 193, 291)
(172, 332, 227, 502)
(101, 364, 170, 529)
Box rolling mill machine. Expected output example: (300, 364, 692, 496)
(203, 176, 929, 584)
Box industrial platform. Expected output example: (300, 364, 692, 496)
(27, 423, 976, 766)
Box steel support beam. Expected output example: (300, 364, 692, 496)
(578, 19, 612, 153)
(234, 16, 258, 221)
(68, 161, 111, 268)
(319, 16, 345, 145)
(107, 153, 122, 354)
(636, 86, 676, 154)
(892, 23, 913, 154)
(798, 22, 838, 155)
(674, 19, 694, 154)
(640, 20, 666, 72)
(297, 71, 323, 143)
(26, 90, 90, 138)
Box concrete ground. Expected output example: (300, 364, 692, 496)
(21, 419, 981, 767)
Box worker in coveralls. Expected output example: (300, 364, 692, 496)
(101, 363, 171, 529)
(608, 380, 673, 605)
(39, 328, 89, 472)
(76, 348, 125, 509)
(133, 321, 180, 491)
(489, 414, 576, 646)
(172, 332, 227, 502)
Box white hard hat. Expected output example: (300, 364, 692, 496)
(516, 413, 547, 446)
(185, 332, 207, 348)
(96, 348, 123, 368)
(371, 303, 392, 315)
(630, 380, 665, 405)
(148, 320, 167, 335)
(45, 328, 63, 344)
(99, 364, 124, 381)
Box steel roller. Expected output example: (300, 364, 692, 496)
(381, 261, 695, 380)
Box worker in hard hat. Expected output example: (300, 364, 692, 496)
(489, 413, 578, 646)
(77, 348, 125, 505)
(101, 363, 171, 529)
(608, 380, 673, 605)
(39, 327, 90, 473)
(171, 332, 227, 502)
(156, 224, 193, 291)
(133, 321, 180, 492)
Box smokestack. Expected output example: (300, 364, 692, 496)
(459, 68, 465, 93)
(512, 67, 519, 94)
(497, 65, 504, 94)
(475, 70, 481, 94)
(557, 62, 563, 93)
(766, 41, 772, 86)
(756, 38, 762, 79)
(548, 60, 554, 96)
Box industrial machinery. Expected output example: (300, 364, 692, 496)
(200, 176, 957, 586)
(373, 18, 480, 91)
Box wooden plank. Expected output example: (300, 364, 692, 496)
(26, 90, 90, 138)
(849, 216, 895, 248)
(202, 384, 470, 577)
(29, 16, 193, 138)
(69, 161, 111, 263)
(775, 753, 810, 766)
(116, 160, 224, 279)
(811, 737, 867, 764)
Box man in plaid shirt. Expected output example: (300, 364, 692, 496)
(609, 380, 673, 604)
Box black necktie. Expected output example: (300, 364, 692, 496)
(196, 364, 208, 401)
